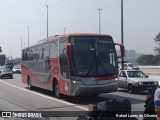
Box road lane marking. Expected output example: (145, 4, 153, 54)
(0, 80, 88, 111)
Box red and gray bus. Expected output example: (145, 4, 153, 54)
(21, 33, 125, 98)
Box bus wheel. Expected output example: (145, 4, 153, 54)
(28, 77, 33, 90)
(54, 82, 61, 99)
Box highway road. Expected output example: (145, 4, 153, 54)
(0, 74, 159, 120)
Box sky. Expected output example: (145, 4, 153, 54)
(0, 0, 160, 58)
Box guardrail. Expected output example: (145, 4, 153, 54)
(138, 66, 160, 69)
(138, 66, 160, 75)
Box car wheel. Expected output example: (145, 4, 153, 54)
(54, 82, 61, 99)
(128, 84, 134, 94)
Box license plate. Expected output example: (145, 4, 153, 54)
(94, 87, 102, 91)
(146, 87, 152, 90)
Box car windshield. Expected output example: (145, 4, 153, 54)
(2, 68, 12, 72)
(128, 64, 134, 67)
(14, 67, 20, 69)
(127, 71, 146, 78)
(6, 63, 14, 66)
(70, 36, 118, 77)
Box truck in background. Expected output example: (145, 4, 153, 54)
(5, 60, 14, 70)
(0, 54, 6, 66)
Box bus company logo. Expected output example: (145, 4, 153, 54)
(2, 112, 11, 117)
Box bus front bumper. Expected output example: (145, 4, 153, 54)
(70, 81, 118, 96)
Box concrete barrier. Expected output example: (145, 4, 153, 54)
(139, 66, 160, 75)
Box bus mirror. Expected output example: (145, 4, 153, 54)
(66, 43, 72, 59)
(115, 43, 125, 58)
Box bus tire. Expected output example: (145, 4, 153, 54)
(53, 81, 61, 99)
(28, 77, 33, 90)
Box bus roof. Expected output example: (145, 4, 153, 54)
(23, 33, 112, 50)
(48, 33, 112, 42)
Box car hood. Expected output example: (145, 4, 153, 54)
(129, 77, 158, 82)
(1, 71, 12, 74)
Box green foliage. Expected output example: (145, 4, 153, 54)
(137, 54, 160, 65)
(154, 33, 160, 54)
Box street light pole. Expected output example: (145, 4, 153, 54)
(11, 49, 12, 60)
(27, 27, 29, 46)
(64, 28, 66, 34)
(45, 5, 48, 41)
(21, 37, 22, 58)
(121, 0, 124, 70)
(98, 8, 102, 34)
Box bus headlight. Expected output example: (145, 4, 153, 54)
(111, 79, 117, 82)
(71, 80, 83, 85)
(154, 82, 159, 85)
(138, 82, 143, 85)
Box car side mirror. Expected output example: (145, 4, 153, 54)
(146, 75, 149, 78)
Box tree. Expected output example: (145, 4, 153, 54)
(137, 55, 154, 65)
(154, 33, 160, 54)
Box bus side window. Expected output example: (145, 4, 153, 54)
(43, 43, 50, 59)
(50, 40, 58, 58)
(22, 50, 25, 61)
(41, 48, 44, 59)
(42, 43, 50, 70)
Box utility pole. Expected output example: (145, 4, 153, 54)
(27, 27, 29, 46)
(98, 8, 102, 34)
(45, 5, 48, 41)
(11, 49, 12, 60)
(121, 0, 124, 70)
(21, 37, 22, 58)
(64, 28, 66, 34)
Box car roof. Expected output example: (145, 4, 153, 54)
(124, 63, 132, 65)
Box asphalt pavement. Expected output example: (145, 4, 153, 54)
(0, 74, 160, 120)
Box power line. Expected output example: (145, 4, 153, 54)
(101, 0, 129, 10)
(49, 0, 65, 8)
(66, 10, 97, 29)
(30, 0, 65, 28)
(30, 9, 46, 28)
(65, 1, 128, 30)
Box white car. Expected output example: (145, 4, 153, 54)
(118, 70, 159, 94)
(119, 63, 139, 70)
(12, 66, 21, 74)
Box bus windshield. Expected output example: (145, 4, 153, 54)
(70, 36, 118, 77)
